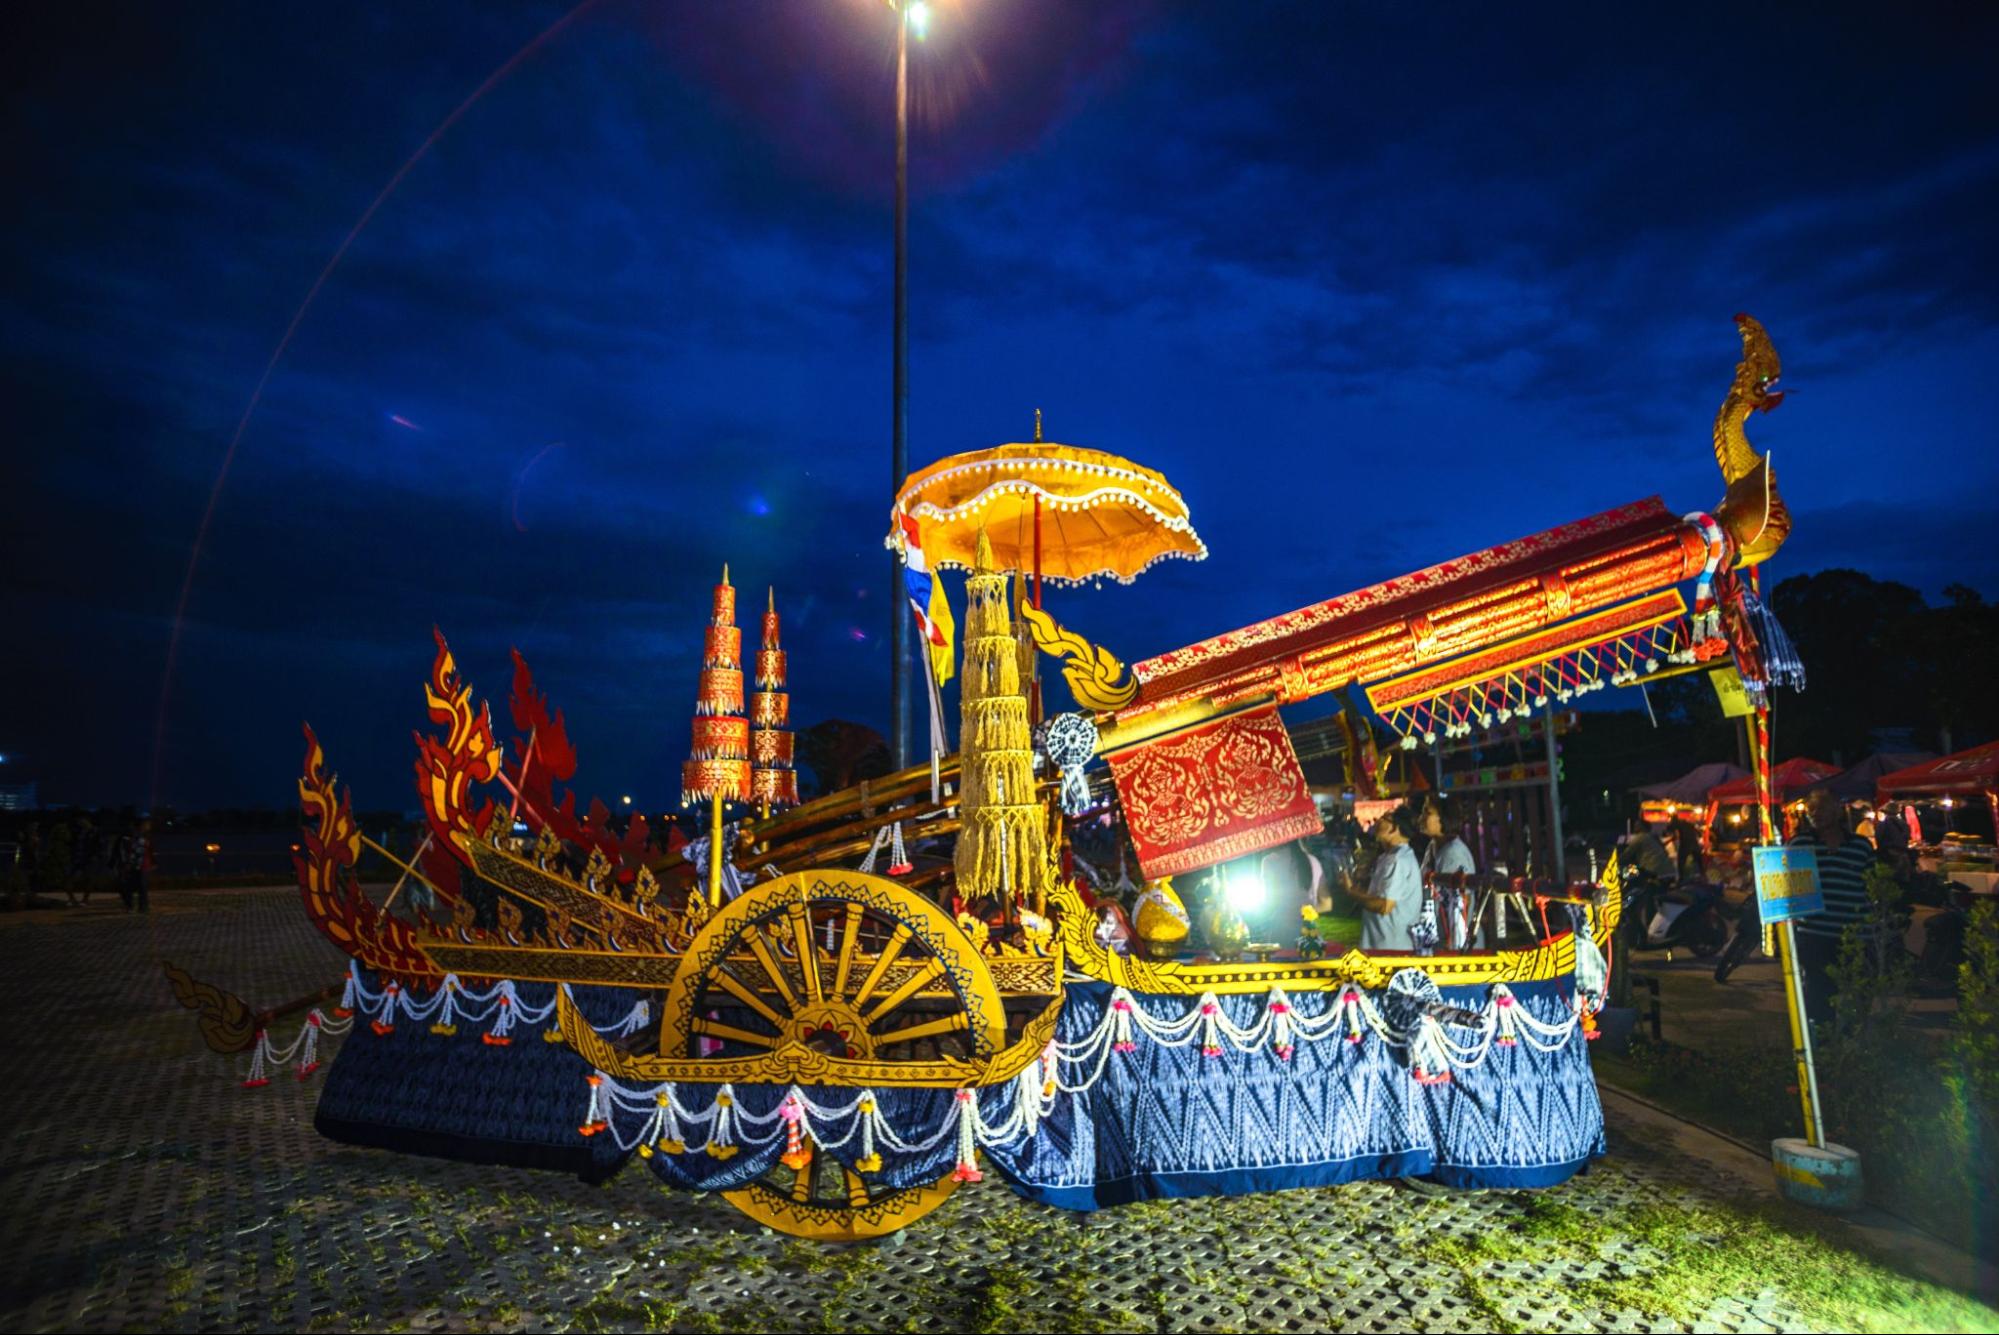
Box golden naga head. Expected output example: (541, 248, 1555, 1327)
(1713, 313, 1792, 567)
(1730, 313, 1786, 419)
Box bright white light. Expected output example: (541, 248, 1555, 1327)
(621, 795, 633, 805)
(907, 1, 931, 38)
(1226, 871, 1265, 912)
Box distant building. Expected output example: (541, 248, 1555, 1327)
(0, 783, 38, 812)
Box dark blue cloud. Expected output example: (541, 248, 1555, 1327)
(3, 0, 1996, 809)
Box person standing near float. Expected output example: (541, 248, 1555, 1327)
(122, 818, 154, 914)
(1788, 786, 1875, 1024)
(1420, 794, 1480, 948)
(1355, 806, 1422, 951)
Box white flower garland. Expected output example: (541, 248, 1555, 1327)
(240, 1008, 353, 1087)
(269, 964, 1600, 1178)
(238, 963, 652, 1086)
(582, 979, 1599, 1178)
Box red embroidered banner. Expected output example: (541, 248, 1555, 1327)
(1108, 705, 1321, 879)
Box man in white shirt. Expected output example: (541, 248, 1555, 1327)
(1356, 806, 1423, 951)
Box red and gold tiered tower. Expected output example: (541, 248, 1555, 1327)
(682, 566, 751, 906)
(749, 588, 799, 812)
(681, 565, 752, 808)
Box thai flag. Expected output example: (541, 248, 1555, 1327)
(897, 512, 955, 685)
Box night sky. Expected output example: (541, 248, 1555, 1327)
(5, 2, 1997, 811)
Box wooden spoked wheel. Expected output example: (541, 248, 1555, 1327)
(722, 1156, 960, 1243)
(660, 870, 1006, 1065)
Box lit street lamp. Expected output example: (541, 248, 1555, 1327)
(888, 0, 929, 768)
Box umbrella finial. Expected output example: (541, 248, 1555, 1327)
(974, 526, 995, 572)
(1034, 408, 1042, 442)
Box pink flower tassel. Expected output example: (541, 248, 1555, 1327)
(483, 987, 515, 1046)
(1269, 992, 1294, 1061)
(371, 980, 399, 1036)
(241, 1030, 271, 1088)
(1199, 996, 1224, 1058)
(295, 1011, 323, 1079)
(779, 1093, 811, 1171)
(577, 1074, 609, 1137)
(1111, 993, 1137, 1053)
(951, 1090, 984, 1182)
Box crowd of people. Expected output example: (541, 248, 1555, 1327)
(1080, 778, 1942, 1034)
(7, 815, 153, 911)
(1610, 787, 1958, 1026)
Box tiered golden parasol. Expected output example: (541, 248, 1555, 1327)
(889, 419, 1207, 595)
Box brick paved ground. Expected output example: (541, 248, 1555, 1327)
(0, 888, 1988, 1334)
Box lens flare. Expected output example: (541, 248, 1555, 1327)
(150, 0, 602, 809)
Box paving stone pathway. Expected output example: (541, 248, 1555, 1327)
(0, 888, 1963, 1333)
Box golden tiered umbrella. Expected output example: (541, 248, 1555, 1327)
(889, 425, 1207, 594)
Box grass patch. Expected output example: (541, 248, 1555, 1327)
(1592, 1032, 1799, 1148)
(1512, 1192, 1596, 1246)
(1601, 1194, 1992, 1332)
(570, 1290, 681, 1333)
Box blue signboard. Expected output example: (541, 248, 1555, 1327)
(1753, 846, 1825, 925)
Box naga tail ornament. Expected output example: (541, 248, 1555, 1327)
(507, 648, 643, 873)
(414, 628, 504, 860)
(1712, 313, 1791, 567)
(1016, 595, 1139, 712)
(298, 724, 441, 985)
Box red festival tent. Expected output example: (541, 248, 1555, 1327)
(1874, 741, 1999, 801)
(1707, 757, 1841, 806)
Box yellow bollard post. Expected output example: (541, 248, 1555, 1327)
(1749, 701, 1825, 1147)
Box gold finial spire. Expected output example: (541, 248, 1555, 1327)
(721, 562, 731, 586)
(974, 526, 995, 572)
(1034, 408, 1042, 442)
(768, 585, 775, 614)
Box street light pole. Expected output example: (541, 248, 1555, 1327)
(889, 2, 912, 769)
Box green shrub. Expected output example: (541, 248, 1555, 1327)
(1812, 870, 1999, 1241)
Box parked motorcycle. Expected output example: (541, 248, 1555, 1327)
(1621, 869, 1729, 960)
(1714, 869, 1967, 989)
(1712, 888, 1761, 982)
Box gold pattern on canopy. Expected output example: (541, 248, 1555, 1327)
(889, 437, 1207, 586)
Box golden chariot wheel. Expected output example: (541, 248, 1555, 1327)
(721, 1155, 961, 1244)
(660, 869, 1007, 1066)
(664, 870, 1002, 1242)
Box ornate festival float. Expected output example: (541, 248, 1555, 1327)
(170, 317, 1805, 1241)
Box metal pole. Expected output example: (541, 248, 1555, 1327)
(1030, 493, 1043, 724)
(1542, 703, 1565, 885)
(709, 791, 725, 908)
(888, 7, 912, 769)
